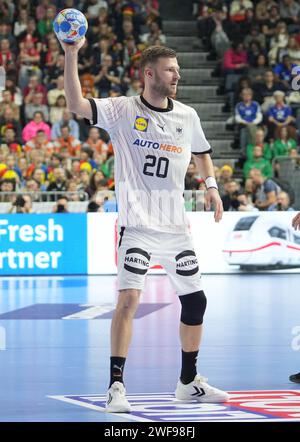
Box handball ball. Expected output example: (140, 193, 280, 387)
(53, 9, 88, 44)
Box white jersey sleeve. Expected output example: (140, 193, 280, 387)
(190, 108, 212, 155)
(87, 97, 128, 133)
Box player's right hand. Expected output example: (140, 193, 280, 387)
(59, 37, 86, 53)
(292, 212, 300, 230)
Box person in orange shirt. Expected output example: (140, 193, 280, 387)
(53, 124, 81, 157)
(83, 127, 108, 154)
(24, 129, 54, 155)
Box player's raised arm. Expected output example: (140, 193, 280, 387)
(60, 38, 92, 120)
(193, 153, 223, 223)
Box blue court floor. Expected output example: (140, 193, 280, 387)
(0, 274, 299, 422)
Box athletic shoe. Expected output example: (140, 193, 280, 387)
(289, 372, 300, 383)
(175, 374, 229, 403)
(106, 381, 131, 413)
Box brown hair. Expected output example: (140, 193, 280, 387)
(140, 45, 177, 72)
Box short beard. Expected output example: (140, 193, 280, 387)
(152, 71, 173, 97)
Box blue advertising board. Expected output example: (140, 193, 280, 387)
(0, 214, 87, 275)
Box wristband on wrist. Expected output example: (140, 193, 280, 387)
(205, 176, 218, 190)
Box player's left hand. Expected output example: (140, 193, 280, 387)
(205, 188, 223, 222)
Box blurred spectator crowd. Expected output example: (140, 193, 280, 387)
(0, 0, 162, 212)
(1, 0, 299, 214)
(190, 0, 300, 211)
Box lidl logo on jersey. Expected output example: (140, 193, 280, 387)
(0, 214, 87, 275)
(134, 116, 148, 132)
(50, 390, 300, 422)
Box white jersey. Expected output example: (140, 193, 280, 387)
(88, 95, 212, 233)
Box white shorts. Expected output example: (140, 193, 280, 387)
(117, 227, 202, 296)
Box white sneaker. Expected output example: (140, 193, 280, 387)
(175, 374, 229, 403)
(106, 381, 131, 413)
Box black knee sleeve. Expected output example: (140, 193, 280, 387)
(179, 290, 207, 326)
